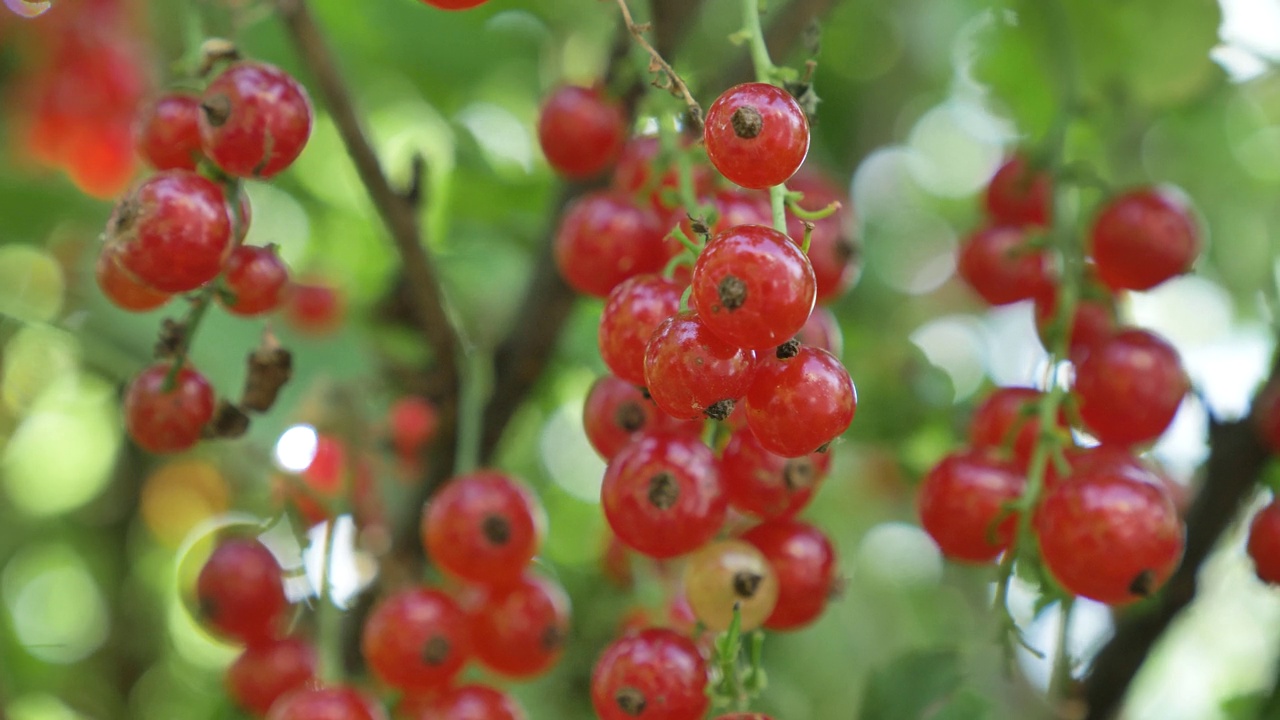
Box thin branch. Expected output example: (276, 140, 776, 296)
(612, 0, 704, 131)
(714, 0, 837, 90)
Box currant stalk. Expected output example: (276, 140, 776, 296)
(741, 0, 787, 233)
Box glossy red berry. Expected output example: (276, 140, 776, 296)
(599, 274, 684, 386)
(968, 387, 1059, 473)
(104, 170, 232, 293)
(407, 685, 527, 720)
(124, 362, 216, 454)
(1248, 500, 1280, 584)
(226, 637, 317, 716)
(601, 432, 726, 559)
(537, 85, 626, 179)
(266, 686, 387, 720)
(704, 82, 809, 189)
(421, 0, 490, 10)
(744, 347, 855, 458)
(917, 450, 1025, 563)
(468, 572, 571, 678)
(196, 537, 288, 645)
(361, 587, 470, 691)
(796, 306, 843, 357)
(96, 251, 170, 312)
(421, 470, 543, 586)
(591, 628, 710, 720)
(583, 375, 700, 460)
(984, 155, 1052, 227)
(1074, 328, 1188, 446)
(199, 61, 313, 179)
(220, 245, 289, 316)
(135, 93, 203, 171)
(673, 189, 772, 242)
(691, 224, 817, 350)
(554, 191, 666, 298)
(956, 226, 1053, 306)
(283, 279, 345, 336)
(721, 429, 830, 519)
(742, 519, 837, 630)
(613, 135, 716, 210)
(1034, 285, 1118, 364)
(1090, 188, 1199, 291)
(644, 311, 759, 420)
(786, 168, 860, 302)
(1036, 462, 1184, 605)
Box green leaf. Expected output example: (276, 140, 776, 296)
(927, 690, 992, 720)
(858, 648, 966, 720)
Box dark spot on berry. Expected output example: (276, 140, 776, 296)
(615, 401, 647, 432)
(731, 105, 763, 139)
(110, 198, 138, 235)
(639, 386, 651, 400)
(776, 339, 800, 359)
(421, 635, 451, 666)
(198, 594, 218, 620)
(615, 687, 647, 716)
(481, 514, 511, 545)
(815, 442, 830, 454)
(647, 472, 680, 510)
(201, 94, 232, 128)
(704, 398, 734, 421)
(1129, 569, 1155, 597)
(783, 456, 816, 490)
(540, 624, 565, 651)
(733, 570, 763, 599)
(717, 275, 747, 311)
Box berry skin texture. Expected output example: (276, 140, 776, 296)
(468, 572, 571, 678)
(968, 387, 1058, 473)
(1036, 463, 1184, 605)
(407, 685, 527, 720)
(422, 470, 543, 587)
(591, 628, 710, 720)
(135, 93, 203, 171)
(220, 245, 290, 316)
(744, 347, 856, 458)
(599, 274, 685, 386)
(226, 637, 317, 716)
(124, 362, 216, 454)
(704, 82, 810, 190)
(1090, 188, 1199, 291)
(601, 432, 727, 559)
(721, 429, 830, 519)
(984, 155, 1052, 228)
(537, 85, 626, 179)
(361, 587, 471, 692)
(583, 375, 700, 460)
(1248, 500, 1280, 584)
(917, 450, 1025, 563)
(196, 537, 288, 645)
(681, 539, 779, 632)
(96, 251, 170, 312)
(554, 191, 666, 298)
(104, 170, 232, 293)
(199, 61, 313, 179)
(691, 224, 817, 351)
(266, 686, 388, 720)
(421, 0, 490, 9)
(1074, 329, 1189, 446)
(742, 519, 837, 630)
(644, 311, 759, 420)
(956, 226, 1053, 306)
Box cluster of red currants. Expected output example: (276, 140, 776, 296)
(921, 155, 1199, 605)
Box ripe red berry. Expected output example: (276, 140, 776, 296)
(599, 274, 684, 386)
(721, 429, 830, 519)
(421, 470, 543, 586)
(266, 686, 387, 720)
(691, 224, 817, 350)
(682, 539, 779, 631)
(225, 637, 317, 716)
(283, 279, 345, 336)
(421, 0, 490, 9)
(1036, 462, 1184, 605)
(104, 170, 232, 293)
(601, 432, 726, 559)
(96, 251, 170, 312)
(199, 61, 313, 179)
(537, 85, 626, 179)
(1090, 188, 1199, 291)
(956, 226, 1053, 306)
(135, 93, 203, 171)
(613, 135, 716, 210)
(672, 188, 772, 243)
(1074, 328, 1188, 446)
(583, 375, 700, 460)
(917, 449, 1025, 563)
(704, 82, 809, 189)
(742, 519, 837, 630)
(468, 572, 571, 678)
(124, 362, 216, 454)
(361, 587, 470, 691)
(796, 306, 843, 357)
(388, 396, 440, 460)
(220, 245, 290, 316)
(984, 155, 1052, 227)
(1248, 500, 1280, 584)
(785, 168, 860, 303)
(744, 347, 855, 458)
(1033, 284, 1118, 364)
(591, 628, 710, 720)
(554, 191, 667, 298)
(196, 537, 288, 645)
(406, 685, 527, 720)
(644, 311, 759, 420)
(968, 387, 1059, 473)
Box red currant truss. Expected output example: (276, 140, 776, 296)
(537, 84, 626, 179)
(786, 167, 861, 302)
(1073, 328, 1189, 446)
(220, 245, 290, 316)
(691, 224, 817, 351)
(195, 537, 289, 645)
(583, 374, 700, 460)
(599, 274, 685, 387)
(704, 82, 810, 190)
(917, 449, 1025, 563)
(96, 251, 170, 312)
(721, 428, 831, 519)
(124, 362, 217, 454)
(591, 628, 711, 720)
(644, 310, 759, 420)
(956, 225, 1054, 306)
(1036, 461, 1184, 605)
(681, 538, 779, 632)
(467, 571, 571, 678)
(744, 346, 856, 458)
(421, 0, 490, 9)
(104, 170, 233, 293)
(984, 154, 1052, 228)
(361, 587, 471, 691)
(554, 191, 667, 298)
(266, 686, 388, 720)
(421, 470, 544, 586)
(405, 685, 527, 720)
(969, 386, 1064, 474)
(742, 519, 838, 630)
(1090, 187, 1200, 291)
(199, 61, 314, 179)
(135, 92, 204, 171)
(601, 432, 727, 559)
(226, 637, 317, 716)
(1248, 500, 1280, 584)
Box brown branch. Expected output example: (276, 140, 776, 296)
(611, 0, 704, 131)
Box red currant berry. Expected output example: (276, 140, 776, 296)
(199, 62, 313, 179)
(644, 311, 759, 420)
(742, 519, 837, 630)
(388, 396, 440, 460)
(704, 83, 809, 189)
(1074, 328, 1188, 446)
(421, 470, 543, 586)
(956, 226, 1053, 306)
(673, 188, 772, 242)
(786, 168, 860, 303)
(1090, 187, 1199, 291)
(984, 155, 1052, 228)
(468, 571, 571, 678)
(361, 587, 470, 692)
(1033, 284, 1118, 364)
(283, 279, 345, 336)
(537, 85, 626, 179)
(135, 93, 203, 171)
(421, 0, 490, 9)
(554, 191, 667, 298)
(591, 628, 710, 720)
(1036, 462, 1184, 605)
(583, 375, 700, 460)
(599, 274, 684, 386)
(226, 637, 317, 716)
(406, 684, 527, 720)
(721, 429, 830, 519)
(196, 537, 288, 645)
(691, 224, 816, 350)
(1248, 500, 1280, 584)
(744, 347, 855, 458)
(796, 306, 843, 357)
(917, 449, 1025, 563)
(613, 135, 716, 210)
(968, 387, 1063, 473)
(1254, 381, 1280, 454)
(104, 170, 232, 293)
(124, 361, 216, 454)
(96, 250, 170, 312)
(220, 245, 289, 316)
(682, 539, 779, 631)
(266, 686, 387, 720)
(601, 432, 726, 559)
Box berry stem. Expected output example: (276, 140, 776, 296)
(455, 348, 491, 476)
(1049, 597, 1075, 701)
(315, 513, 343, 683)
(161, 284, 218, 391)
(740, 0, 791, 234)
(611, 0, 705, 131)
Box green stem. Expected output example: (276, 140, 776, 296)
(769, 184, 787, 235)
(455, 348, 491, 475)
(661, 113, 702, 217)
(741, 0, 775, 83)
(1049, 598, 1075, 701)
(316, 515, 342, 682)
(162, 285, 218, 389)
